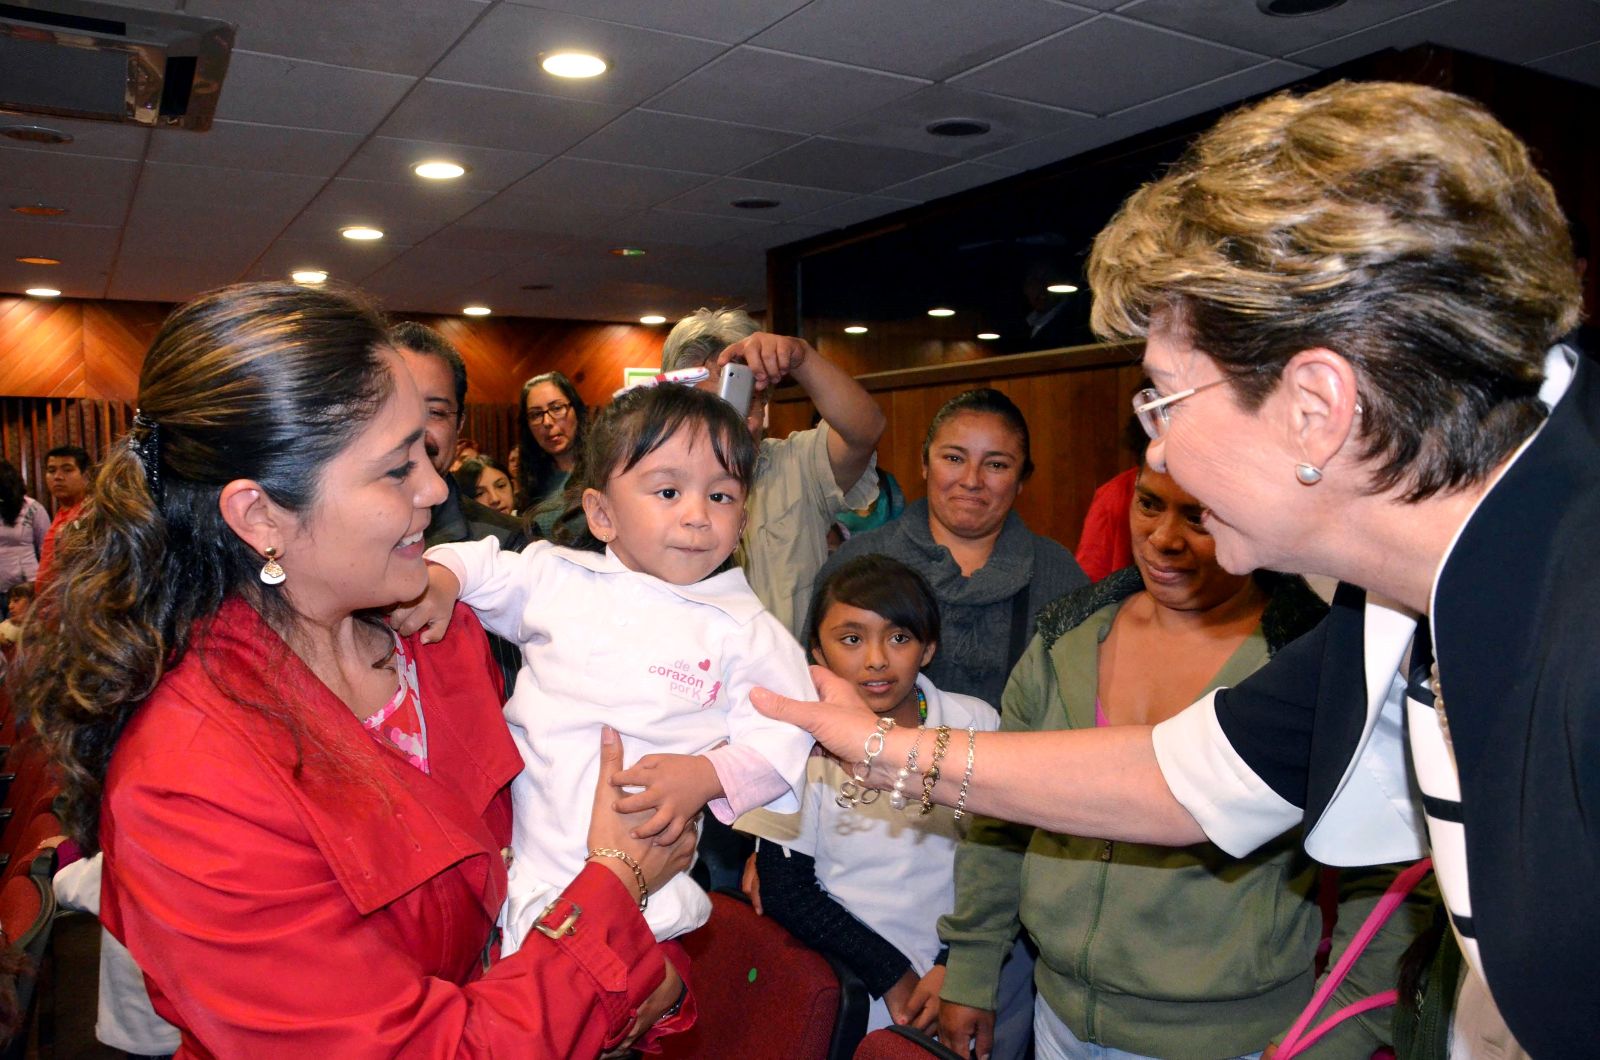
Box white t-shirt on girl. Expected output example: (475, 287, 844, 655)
(758, 675, 999, 1030)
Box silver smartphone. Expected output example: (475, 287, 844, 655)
(718, 363, 755, 415)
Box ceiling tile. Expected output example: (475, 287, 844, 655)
(145, 120, 363, 177)
(504, 158, 710, 209)
(973, 116, 1133, 169)
(1290, 0, 1600, 68)
(647, 46, 927, 134)
(880, 161, 1019, 202)
(431, 4, 725, 107)
(0, 261, 108, 299)
(243, 236, 414, 284)
(214, 52, 416, 134)
(1531, 41, 1600, 89)
(788, 194, 919, 231)
(120, 199, 292, 258)
(457, 192, 636, 234)
(953, 15, 1261, 115)
(328, 244, 524, 302)
(717, 220, 832, 251)
(660, 177, 853, 222)
(1118, 0, 1440, 58)
(133, 162, 327, 214)
(826, 84, 1096, 160)
(980, 57, 1313, 170)
(752, 0, 1094, 81)
(736, 138, 953, 193)
(598, 208, 784, 248)
(0, 218, 120, 273)
(377, 80, 624, 153)
(338, 138, 549, 193)
(501, 0, 810, 44)
(106, 256, 256, 302)
(188, 0, 487, 76)
(0, 151, 139, 226)
(420, 223, 589, 257)
(0, 113, 150, 160)
(568, 110, 804, 175)
(285, 177, 495, 243)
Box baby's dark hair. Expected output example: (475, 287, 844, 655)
(806, 554, 942, 652)
(559, 383, 757, 553)
(6, 582, 33, 606)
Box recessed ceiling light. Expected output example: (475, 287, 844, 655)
(927, 307, 955, 317)
(732, 197, 781, 210)
(25, 287, 61, 298)
(542, 52, 608, 78)
(463, 305, 492, 317)
(291, 269, 328, 285)
(1046, 283, 1078, 294)
(640, 314, 667, 325)
(610, 247, 646, 257)
(977, 332, 1000, 340)
(844, 325, 868, 335)
(15, 256, 60, 266)
(1257, 0, 1348, 15)
(413, 160, 467, 180)
(10, 203, 68, 217)
(0, 125, 72, 145)
(341, 226, 384, 241)
(925, 118, 991, 138)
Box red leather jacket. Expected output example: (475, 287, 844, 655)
(100, 596, 690, 1058)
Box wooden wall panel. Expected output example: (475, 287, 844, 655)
(0, 298, 88, 398)
(403, 314, 665, 409)
(771, 343, 1144, 551)
(1, 296, 669, 408)
(83, 301, 167, 401)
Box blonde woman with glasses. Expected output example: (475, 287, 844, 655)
(755, 81, 1589, 1058)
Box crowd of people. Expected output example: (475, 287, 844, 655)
(0, 79, 1593, 1060)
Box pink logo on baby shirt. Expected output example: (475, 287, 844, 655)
(647, 656, 721, 708)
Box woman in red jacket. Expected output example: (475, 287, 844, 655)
(18, 282, 696, 1058)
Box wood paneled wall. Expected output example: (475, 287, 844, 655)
(0, 295, 667, 408)
(770, 342, 1145, 551)
(0, 294, 671, 485)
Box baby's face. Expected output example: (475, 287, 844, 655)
(588, 426, 746, 585)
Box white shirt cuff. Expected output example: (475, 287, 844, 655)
(1151, 691, 1303, 858)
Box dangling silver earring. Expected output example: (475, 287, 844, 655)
(260, 546, 286, 585)
(1295, 463, 1323, 485)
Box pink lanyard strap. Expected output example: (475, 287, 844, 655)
(1275, 857, 1434, 1059)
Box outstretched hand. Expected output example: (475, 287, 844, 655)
(750, 665, 881, 765)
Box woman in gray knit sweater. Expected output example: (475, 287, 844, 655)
(812, 388, 1087, 714)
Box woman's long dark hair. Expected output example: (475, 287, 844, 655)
(0, 462, 25, 527)
(515, 371, 587, 510)
(15, 282, 396, 850)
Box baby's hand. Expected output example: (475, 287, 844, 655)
(611, 753, 723, 846)
(388, 563, 462, 643)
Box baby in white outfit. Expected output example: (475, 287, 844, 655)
(411, 383, 815, 949)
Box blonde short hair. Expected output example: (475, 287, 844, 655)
(1088, 80, 1581, 500)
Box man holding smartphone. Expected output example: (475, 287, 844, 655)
(661, 308, 886, 641)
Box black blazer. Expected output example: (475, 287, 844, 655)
(1212, 354, 1599, 1056)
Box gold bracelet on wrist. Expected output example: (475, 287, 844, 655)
(919, 725, 952, 815)
(587, 847, 649, 911)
